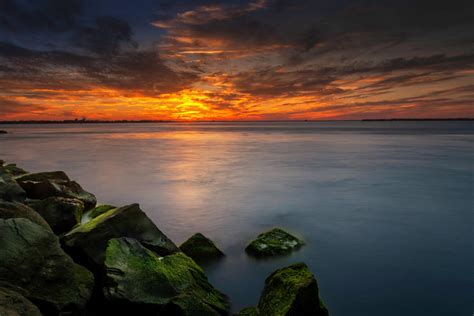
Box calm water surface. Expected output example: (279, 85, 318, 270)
(0, 121, 472, 315)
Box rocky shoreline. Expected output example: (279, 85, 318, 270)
(0, 161, 329, 316)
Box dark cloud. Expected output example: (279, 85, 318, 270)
(0, 0, 83, 33)
(74, 15, 138, 56)
(0, 42, 197, 95)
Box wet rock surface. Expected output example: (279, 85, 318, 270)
(245, 228, 305, 257)
(180, 233, 225, 261)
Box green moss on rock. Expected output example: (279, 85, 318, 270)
(62, 203, 179, 269)
(238, 306, 260, 316)
(245, 228, 304, 257)
(0, 218, 94, 314)
(258, 263, 328, 316)
(88, 204, 116, 219)
(180, 233, 225, 261)
(104, 237, 229, 315)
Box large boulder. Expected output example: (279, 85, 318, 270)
(103, 237, 230, 315)
(26, 197, 84, 234)
(0, 286, 42, 316)
(0, 172, 26, 202)
(62, 203, 179, 269)
(245, 228, 305, 258)
(257, 263, 329, 316)
(16, 171, 96, 210)
(0, 201, 50, 231)
(180, 233, 225, 261)
(0, 218, 94, 315)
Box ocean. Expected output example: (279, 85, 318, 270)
(1, 121, 472, 315)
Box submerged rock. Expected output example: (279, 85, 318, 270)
(0, 201, 51, 231)
(180, 233, 225, 261)
(16, 171, 97, 210)
(0, 218, 94, 315)
(103, 237, 229, 315)
(245, 228, 304, 257)
(0, 172, 26, 202)
(0, 286, 42, 316)
(62, 203, 179, 269)
(88, 204, 116, 219)
(258, 263, 328, 316)
(26, 197, 84, 234)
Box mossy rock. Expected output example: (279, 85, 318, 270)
(26, 197, 84, 234)
(88, 204, 116, 219)
(0, 286, 42, 316)
(245, 228, 304, 257)
(238, 306, 260, 316)
(16, 171, 97, 210)
(0, 201, 51, 231)
(1, 163, 29, 177)
(258, 263, 328, 316)
(180, 233, 225, 261)
(0, 218, 94, 315)
(103, 237, 230, 315)
(0, 172, 26, 203)
(62, 203, 179, 270)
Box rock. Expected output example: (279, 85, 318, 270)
(237, 306, 259, 316)
(62, 203, 179, 269)
(0, 201, 51, 231)
(0, 130, 7, 134)
(245, 228, 304, 257)
(0, 218, 94, 315)
(16, 171, 97, 210)
(88, 204, 116, 219)
(0, 164, 28, 177)
(0, 172, 27, 202)
(103, 237, 229, 315)
(0, 286, 42, 316)
(180, 233, 225, 261)
(26, 197, 84, 234)
(258, 263, 328, 316)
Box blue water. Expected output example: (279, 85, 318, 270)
(0, 121, 472, 315)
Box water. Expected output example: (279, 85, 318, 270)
(0, 121, 472, 316)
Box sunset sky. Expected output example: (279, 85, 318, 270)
(0, 0, 473, 120)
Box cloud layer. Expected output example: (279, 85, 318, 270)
(0, 0, 472, 120)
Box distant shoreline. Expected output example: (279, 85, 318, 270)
(0, 118, 472, 124)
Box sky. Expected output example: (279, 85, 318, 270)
(0, 0, 473, 121)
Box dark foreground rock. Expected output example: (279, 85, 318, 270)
(1, 163, 28, 176)
(0, 286, 42, 316)
(62, 203, 179, 269)
(104, 237, 230, 315)
(16, 171, 97, 210)
(245, 228, 304, 257)
(180, 233, 225, 261)
(27, 196, 84, 234)
(0, 201, 51, 231)
(239, 263, 329, 316)
(0, 171, 26, 202)
(88, 204, 116, 219)
(0, 218, 94, 315)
